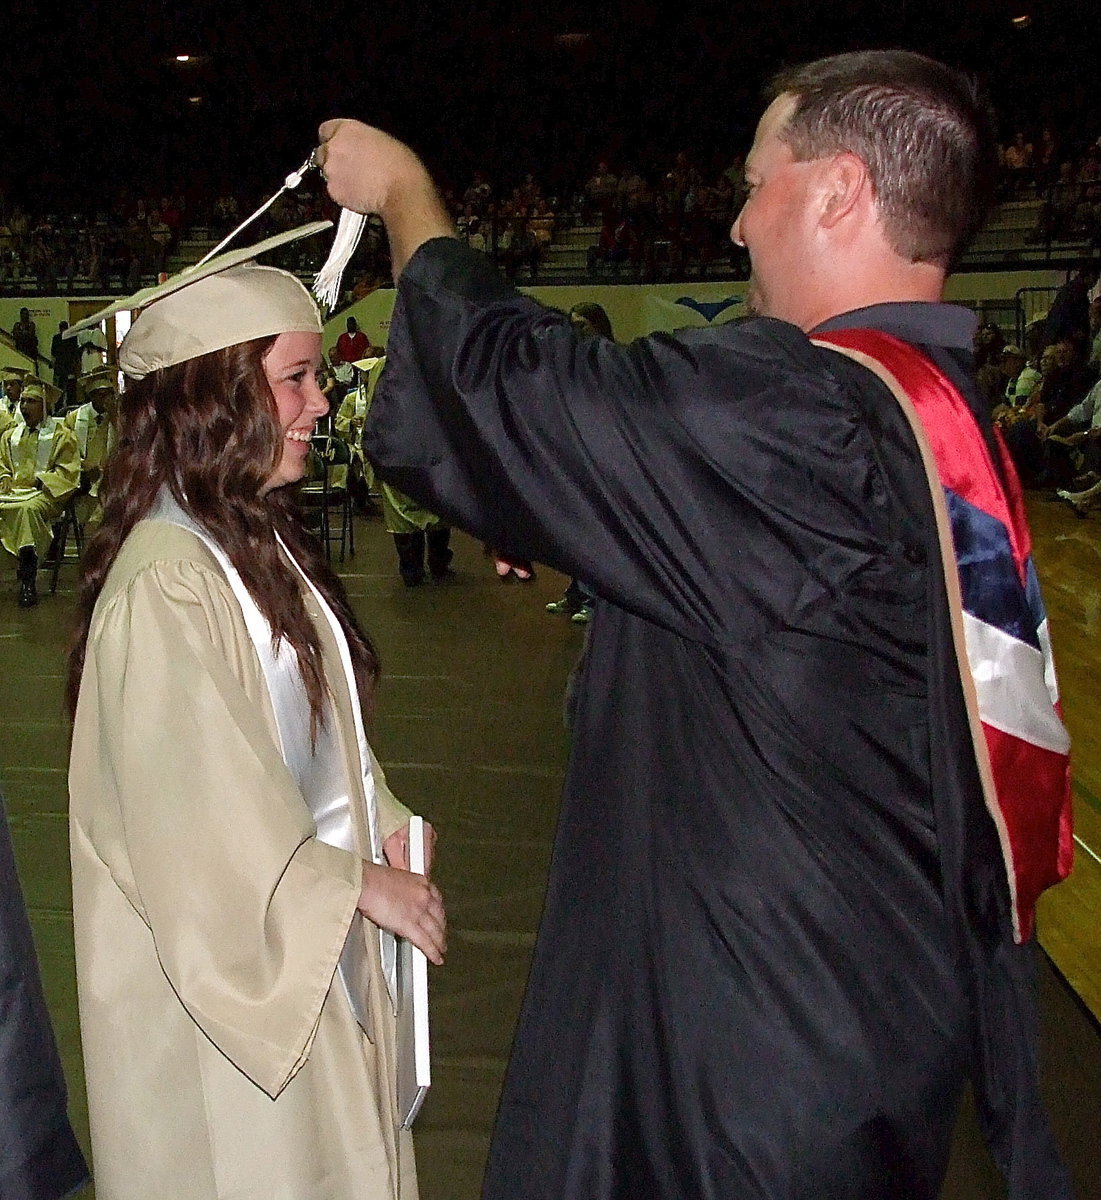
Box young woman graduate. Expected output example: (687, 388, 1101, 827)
(65, 223, 444, 1200)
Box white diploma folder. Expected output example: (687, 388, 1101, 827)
(397, 815, 431, 1128)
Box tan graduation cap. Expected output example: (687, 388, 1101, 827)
(21, 375, 63, 412)
(81, 366, 118, 396)
(65, 221, 332, 380)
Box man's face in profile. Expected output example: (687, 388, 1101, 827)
(731, 95, 822, 329)
(90, 387, 114, 416)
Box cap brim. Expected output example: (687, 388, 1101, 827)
(65, 220, 333, 339)
(352, 356, 385, 370)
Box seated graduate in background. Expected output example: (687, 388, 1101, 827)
(0, 368, 27, 435)
(0, 376, 79, 607)
(335, 353, 385, 513)
(63, 367, 118, 528)
(64, 224, 445, 1200)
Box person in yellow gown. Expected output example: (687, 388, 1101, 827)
(0, 376, 79, 606)
(339, 355, 453, 585)
(65, 224, 445, 1200)
(334, 354, 384, 509)
(0, 368, 26, 437)
(63, 367, 118, 527)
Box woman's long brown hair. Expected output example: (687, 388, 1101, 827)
(66, 336, 379, 730)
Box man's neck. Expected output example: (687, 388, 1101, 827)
(796, 270, 946, 333)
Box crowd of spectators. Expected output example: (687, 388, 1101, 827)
(985, 262, 1101, 511)
(0, 149, 754, 296)
(996, 128, 1101, 247)
(580, 152, 749, 280)
(2, 126, 1100, 300)
(0, 196, 193, 293)
(0, 177, 348, 296)
(442, 149, 751, 282)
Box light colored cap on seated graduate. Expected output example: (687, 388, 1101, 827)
(65, 221, 331, 381)
(21, 376, 63, 411)
(82, 366, 118, 395)
(352, 356, 385, 371)
(2, 367, 28, 385)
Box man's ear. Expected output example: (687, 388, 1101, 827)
(818, 152, 870, 230)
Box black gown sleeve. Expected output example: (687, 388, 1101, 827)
(0, 793, 90, 1200)
(367, 239, 899, 647)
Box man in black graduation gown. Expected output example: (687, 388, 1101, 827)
(316, 50, 1071, 1199)
(1, 790, 90, 1200)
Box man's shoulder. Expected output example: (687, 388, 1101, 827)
(652, 316, 837, 389)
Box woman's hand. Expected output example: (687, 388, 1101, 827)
(383, 820, 437, 876)
(358, 860, 446, 965)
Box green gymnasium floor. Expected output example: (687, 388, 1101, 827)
(3, 513, 1099, 1199)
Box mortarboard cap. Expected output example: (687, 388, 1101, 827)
(21, 376, 63, 411)
(66, 222, 332, 380)
(82, 367, 118, 395)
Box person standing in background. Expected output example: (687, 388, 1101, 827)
(12, 308, 39, 370)
(50, 322, 82, 409)
(336, 315, 372, 365)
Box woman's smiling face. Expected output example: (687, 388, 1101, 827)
(261, 331, 328, 495)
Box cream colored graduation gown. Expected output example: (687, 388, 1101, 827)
(68, 519, 418, 1200)
(62, 403, 116, 525)
(0, 418, 79, 556)
(342, 357, 447, 536)
(334, 359, 387, 493)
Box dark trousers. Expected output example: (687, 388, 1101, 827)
(564, 578, 595, 609)
(393, 528, 453, 585)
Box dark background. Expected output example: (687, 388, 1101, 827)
(3, 0, 1097, 209)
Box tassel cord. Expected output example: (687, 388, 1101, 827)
(195, 154, 317, 268)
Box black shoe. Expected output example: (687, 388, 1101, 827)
(402, 572, 425, 588)
(17, 548, 38, 607)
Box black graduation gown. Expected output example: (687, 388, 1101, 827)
(0, 793, 90, 1200)
(365, 238, 1069, 1200)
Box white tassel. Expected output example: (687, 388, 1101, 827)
(192, 150, 365, 310)
(312, 208, 367, 310)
